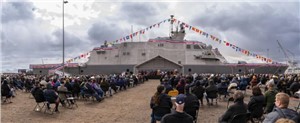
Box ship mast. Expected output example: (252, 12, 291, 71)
(170, 15, 174, 38)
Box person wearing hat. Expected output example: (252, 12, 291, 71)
(161, 94, 194, 123)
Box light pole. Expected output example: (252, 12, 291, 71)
(62, 0, 68, 78)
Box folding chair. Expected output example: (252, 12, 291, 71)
(1, 96, 12, 104)
(66, 97, 78, 108)
(33, 101, 46, 112)
(44, 102, 56, 115)
(194, 110, 199, 123)
(229, 112, 251, 123)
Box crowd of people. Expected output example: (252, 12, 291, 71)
(1, 72, 148, 112)
(1, 71, 300, 122)
(150, 72, 300, 123)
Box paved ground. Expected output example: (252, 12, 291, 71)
(1, 80, 299, 123)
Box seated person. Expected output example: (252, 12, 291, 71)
(205, 80, 218, 105)
(191, 81, 205, 106)
(57, 81, 68, 106)
(43, 83, 59, 112)
(218, 80, 229, 99)
(150, 85, 173, 123)
(1, 80, 13, 102)
(31, 83, 45, 103)
(263, 93, 299, 123)
(83, 81, 102, 102)
(264, 82, 278, 113)
(219, 90, 248, 123)
(100, 79, 111, 96)
(184, 86, 200, 120)
(248, 86, 265, 120)
(161, 94, 194, 123)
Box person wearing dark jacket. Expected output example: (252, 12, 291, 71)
(192, 81, 205, 106)
(43, 83, 59, 112)
(1, 80, 13, 102)
(205, 80, 218, 105)
(161, 94, 194, 123)
(288, 79, 300, 96)
(184, 85, 200, 120)
(31, 84, 45, 103)
(150, 85, 172, 123)
(248, 86, 265, 121)
(219, 90, 248, 123)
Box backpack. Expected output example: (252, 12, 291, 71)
(276, 108, 300, 122)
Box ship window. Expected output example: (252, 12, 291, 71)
(142, 53, 146, 56)
(97, 51, 106, 54)
(123, 52, 126, 55)
(127, 52, 130, 55)
(178, 61, 181, 64)
(115, 55, 119, 57)
(123, 43, 127, 47)
(193, 45, 200, 49)
(158, 43, 164, 47)
(186, 45, 191, 49)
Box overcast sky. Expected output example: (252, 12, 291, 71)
(1, 0, 300, 73)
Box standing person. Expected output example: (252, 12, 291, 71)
(161, 94, 194, 123)
(219, 90, 248, 123)
(263, 93, 299, 123)
(264, 82, 278, 113)
(150, 85, 172, 123)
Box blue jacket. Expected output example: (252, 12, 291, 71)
(263, 108, 299, 123)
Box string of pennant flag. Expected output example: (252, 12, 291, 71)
(172, 18, 274, 63)
(65, 52, 90, 64)
(62, 17, 276, 66)
(104, 18, 171, 46)
(62, 18, 171, 65)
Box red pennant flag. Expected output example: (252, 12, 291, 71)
(185, 24, 189, 28)
(192, 27, 196, 31)
(130, 34, 133, 39)
(196, 29, 199, 33)
(226, 42, 229, 46)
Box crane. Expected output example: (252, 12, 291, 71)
(277, 40, 298, 73)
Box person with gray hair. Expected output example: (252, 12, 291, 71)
(219, 90, 248, 123)
(264, 82, 278, 113)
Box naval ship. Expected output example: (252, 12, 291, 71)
(30, 16, 288, 75)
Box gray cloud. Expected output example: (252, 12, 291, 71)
(87, 22, 125, 44)
(1, 1, 89, 71)
(189, 2, 300, 63)
(2, 1, 34, 23)
(118, 3, 168, 26)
